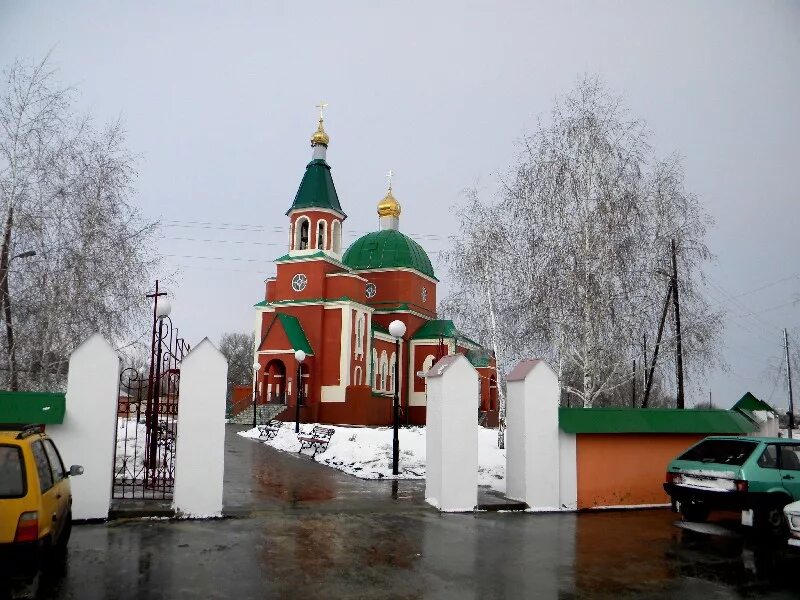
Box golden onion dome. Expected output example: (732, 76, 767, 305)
(377, 187, 401, 218)
(310, 119, 329, 146)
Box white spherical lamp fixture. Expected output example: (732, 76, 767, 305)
(294, 349, 306, 363)
(388, 320, 406, 339)
(155, 297, 172, 320)
(253, 361, 261, 371)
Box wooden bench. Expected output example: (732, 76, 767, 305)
(297, 426, 335, 457)
(256, 419, 282, 440)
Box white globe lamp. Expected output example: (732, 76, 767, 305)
(155, 297, 172, 320)
(388, 320, 406, 339)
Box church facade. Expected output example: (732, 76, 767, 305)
(252, 115, 498, 426)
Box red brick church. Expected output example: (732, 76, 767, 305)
(252, 113, 498, 426)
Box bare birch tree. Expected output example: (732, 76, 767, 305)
(442, 76, 722, 407)
(0, 55, 159, 391)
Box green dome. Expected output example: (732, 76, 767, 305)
(342, 230, 436, 279)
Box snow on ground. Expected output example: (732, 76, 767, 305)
(239, 423, 507, 493)
(114, 418, 147, 479)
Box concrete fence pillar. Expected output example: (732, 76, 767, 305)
(506, 359, 576, 511)
(173, 338, 228, 517)
(424, 354, 479, 512)
(50, 333, 120, 520)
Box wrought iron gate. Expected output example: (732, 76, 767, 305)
(113, 283, 190, 500)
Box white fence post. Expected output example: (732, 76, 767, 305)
(424, 354, 479, 512)
(506, 359, 574, 511)
(173, 338, 228, 517)
(50, 333, 120, 520)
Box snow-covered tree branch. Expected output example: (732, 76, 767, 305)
(0, 55, 160, 390)
(441, 76, 722, 407)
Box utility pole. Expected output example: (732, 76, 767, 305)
(643, 282, 673, 408)
(785, 328, 795, 439)
(642, 334, 648, 392)
(0, 206, 18, 391)
(671, 239, 685, 409)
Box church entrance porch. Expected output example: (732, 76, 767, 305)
(262, 359, 287, 405)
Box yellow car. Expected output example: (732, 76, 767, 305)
(0, 424, 83, 578)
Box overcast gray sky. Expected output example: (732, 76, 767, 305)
(2, 1, 798, 408)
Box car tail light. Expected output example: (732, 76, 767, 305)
(14, 511, 39, 543)
(734, 480, 748, 493)
(666, 472, 682, 484)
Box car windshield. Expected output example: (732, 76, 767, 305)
(678, 439, 757, 466)
(0, 445, 25, 498)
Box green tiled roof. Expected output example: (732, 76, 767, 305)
(559, 408, 756, 434)
(342, 229, 436, 279)
(0, 391, 66, 425)
(412, 319, 460, 340)
(287, 159, 345, 217)
(262, 313, 314, 355)
(732, 392, 776, 415)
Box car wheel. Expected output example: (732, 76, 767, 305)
(55, 510, 72, 550)
(680, 501, 710, 523)
(755, 501, 788, 535)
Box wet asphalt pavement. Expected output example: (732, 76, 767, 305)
(8, 425, 800, 599)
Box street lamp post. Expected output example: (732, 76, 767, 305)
(294, 349, 306, 433)
(0, 247, 36, 391)
(252, 361, 262, 429)
(389, 320, 406, 476)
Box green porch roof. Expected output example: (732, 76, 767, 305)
(559, 408, 756, 435)
(732, 392, 776, 415)
(342, 229, 436, 279)
(371, 322, 390, 335)
(0, 391, 66, 425)
(262, 313, 314, 355)
(287, 159, 345, 217)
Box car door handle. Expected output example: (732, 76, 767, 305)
(783, 475, 795, 480)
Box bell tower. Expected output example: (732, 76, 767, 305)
(286, 104, 346, 259)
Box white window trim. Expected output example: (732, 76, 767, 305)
(315, 219, 328, 250)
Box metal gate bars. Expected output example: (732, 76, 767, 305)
(112, 281, 190, 500)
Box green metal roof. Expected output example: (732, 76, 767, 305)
(558, 408, 757, 434)
(412, 319, 460, 340)
(254, 296, 357, 308)
(732, 392, 776, 415)
(371, 322, 390, 335)
(342, 229, 436, 279)
(262, 313, 314, 355)
(287, 159, 345, 217)
(466, 348, 493, 368)
(273, 251, 346, 267)
(0, 391, 66, 425)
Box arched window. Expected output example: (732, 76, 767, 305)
(316, 220, 327, 250)
(422, 355, 436, 390)
(331, 220, 342, 254)
(379, 351, 389, 391)
(355, 313, 364, 356)
(294, 217, 310, 250)
(389, 352, 396, 392)
(354, 366, 362, 385)
(372, 349, 379, 389)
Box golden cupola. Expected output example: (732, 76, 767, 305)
(377, 186, 401, 218)
(310, 118, 329, 147)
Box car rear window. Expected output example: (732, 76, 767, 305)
(0, 445, 26, 498)
(678, 439, 758, 466)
